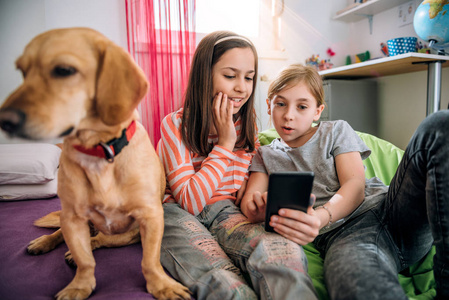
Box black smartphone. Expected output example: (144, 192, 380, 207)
(265, 172, 315, 232)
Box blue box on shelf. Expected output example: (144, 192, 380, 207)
(387, 37, 417, 56)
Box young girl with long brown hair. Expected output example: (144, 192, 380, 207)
(157, 33, 318, 300)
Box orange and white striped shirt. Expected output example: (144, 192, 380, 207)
(157, 108, 259, 216)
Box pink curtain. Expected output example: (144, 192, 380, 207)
(126, 0, 196, 145)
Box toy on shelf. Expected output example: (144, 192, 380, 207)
(417, 41, 430, 54)
(346, 55, 352, 65)
(305, 49, 334, 71)
(327, 47, 336, 57)
(305, 54, 334, 70)
(345, 50, 371, 65)
(355, 50, 370, 63)
(380, 43, 389, 56)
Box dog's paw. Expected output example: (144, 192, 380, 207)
(148, 281, 191, 300)
(55, 267, 95, 300)
(56, 285, 94, 300)
(64, 250, 77, 268)
(27, 235, 56, 255)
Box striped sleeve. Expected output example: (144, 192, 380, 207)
(157, 111, 236, 215)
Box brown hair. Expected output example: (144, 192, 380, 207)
(181, 31, 258, 156)
(267, 64, 324, 107)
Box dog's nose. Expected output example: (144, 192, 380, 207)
(0, 108, 26, 135)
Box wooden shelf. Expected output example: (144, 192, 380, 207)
(334, 0, 411, 22)
(319, 53, 449, 116)
(319, 53, 449, 79)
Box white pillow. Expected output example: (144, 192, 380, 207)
(0, 174, 58, 201)
(0, 143, 61, 185)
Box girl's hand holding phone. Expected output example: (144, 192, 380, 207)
(269, 195, 321, 245)
(213, 92, 237, 151)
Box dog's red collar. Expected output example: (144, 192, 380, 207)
(73, 120, 136, 163)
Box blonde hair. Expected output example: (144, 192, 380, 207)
(267, 64, 325, 107)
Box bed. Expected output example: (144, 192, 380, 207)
(0, 143, 184, 300)
(0, 131, 437, 299)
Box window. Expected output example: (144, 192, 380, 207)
(196, 0, 260, 37)
(153, 0, 191, 31)
(152, 0, 260, 38)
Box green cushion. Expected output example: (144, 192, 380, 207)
(356, 131, 404, 185)
(258, 128, 436, 300)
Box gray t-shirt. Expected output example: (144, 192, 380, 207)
(250, 120, 388, 234)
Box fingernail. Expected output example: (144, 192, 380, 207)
(272, 216, 278, 222)
(279, 209, 285, 216)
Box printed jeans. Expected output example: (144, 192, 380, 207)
(314, 110, 449, 300)
(161, 200, 318, 300)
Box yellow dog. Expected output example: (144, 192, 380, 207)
(0, 27, 190, 300)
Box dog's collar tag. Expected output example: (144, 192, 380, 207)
(99, 142, 115, 163)
(74, 120, 136, 162)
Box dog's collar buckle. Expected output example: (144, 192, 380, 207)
(74, 120, 136, 162)
(99, 142, 115, 163)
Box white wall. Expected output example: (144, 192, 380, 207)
(0, 0, 45, 109)
(378, 69, 449, 149)
(0, 0, 127, 144)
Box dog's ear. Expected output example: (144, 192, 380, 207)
(96, 43, 148, 126)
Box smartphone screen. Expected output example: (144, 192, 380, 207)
(265, 172, 314, 232)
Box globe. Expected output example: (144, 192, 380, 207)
(413, 0, 449, 45)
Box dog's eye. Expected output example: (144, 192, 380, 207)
(52, 66, 77, 77)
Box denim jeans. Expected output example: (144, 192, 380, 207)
(314, 110, 449, 300)
(161, 200, 318, 300)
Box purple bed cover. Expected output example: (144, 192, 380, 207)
(0, 197, 194, 300)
